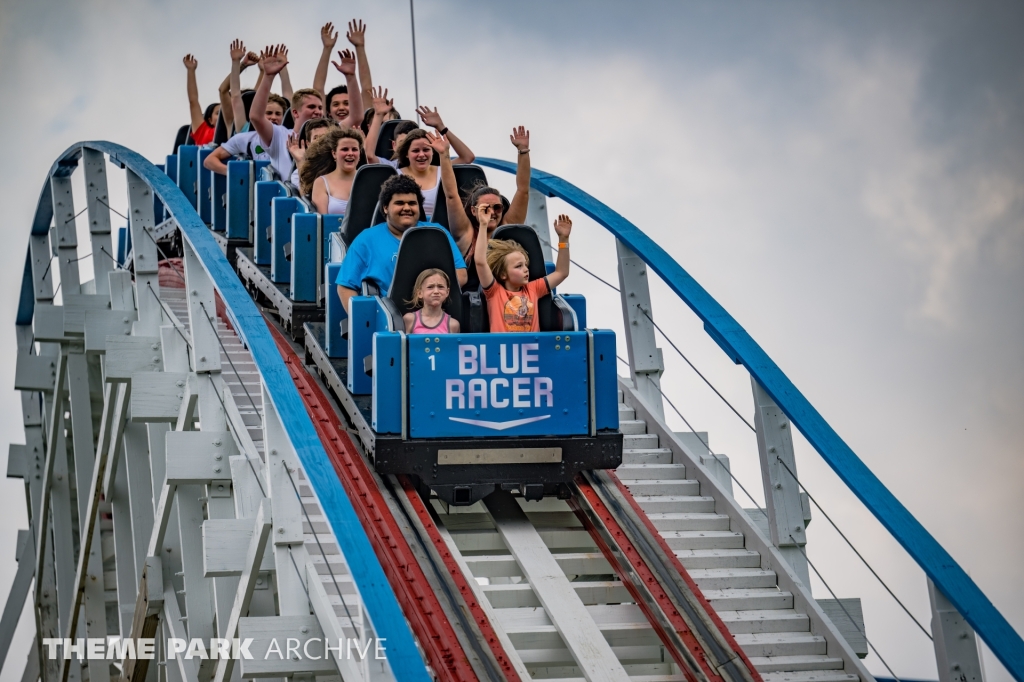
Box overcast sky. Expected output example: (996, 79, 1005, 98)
(0, 0, 1021, 679)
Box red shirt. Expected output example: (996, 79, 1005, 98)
(484, 277, 550, 333)
(192, 121, 215, 146)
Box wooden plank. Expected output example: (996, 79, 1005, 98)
(32, 304, 65, 342)
(202, 519, 275, 577)
(14, 355, 57, 392)
(237, 615, 338, 677)
(84, 309, 137, 353)
(484, 490, 630, 682)
(130, 372, 190, 422)
(165, 431, 237, 483)
(104, 336, 163, 382)
(61, 293, 111, 336)
(120, 558, 163, 682)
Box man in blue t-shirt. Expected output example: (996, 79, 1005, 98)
(336, 174, 468, 312)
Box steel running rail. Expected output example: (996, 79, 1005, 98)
(474, 157, 1024, 680)
(17, 141, 432, 682)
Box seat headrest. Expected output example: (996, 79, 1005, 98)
(172, 124, 193, 155)
(452, 165, 489, 200)
(375, 119, 413, 160)
(340, 164, 398, 245)
(388, 226, 463, 321)
(282, 107, 294, 130)
(491, 225, 548, 281)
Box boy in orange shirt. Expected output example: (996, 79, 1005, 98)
(473, 208, 573, 332)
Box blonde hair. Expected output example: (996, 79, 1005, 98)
(291, 88, 323, 111)
(486, 239, 529, 284)
(406, 269, 450, 308)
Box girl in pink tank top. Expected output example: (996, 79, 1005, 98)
(403, 269, 462, 334)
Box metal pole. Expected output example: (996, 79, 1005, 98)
(409, 0, 420, 110)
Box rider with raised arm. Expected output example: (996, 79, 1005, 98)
(335, 175, 468, 313)
(181, 54, 219, 146)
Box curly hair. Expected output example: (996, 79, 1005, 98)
(379, 174, 424, 216)
(485, 239, 529, 285)
(299, 127, 364, 196)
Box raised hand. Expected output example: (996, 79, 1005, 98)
(346, 19, 366, 47)
(510, 126, 530, 152)
(182, 54, 198, 71)
(229, 39, 246, 62)
(241, 51, 260, 69)
(331, 49, 357, 76)
(425, 131, 450, 156)
(261, 44, 289, 76)
(371, 86, 393, 116)
(320, 22, 338, 50)
(287, 133, 306, 163)
(553, 214, 572, 240)
(416, 106, 445, 130)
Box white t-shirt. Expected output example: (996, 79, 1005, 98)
(289, 168, 300, 188)
(221, 125, 294, 180)
(377, 157, 399, 169)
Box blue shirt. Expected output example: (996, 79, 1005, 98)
(335, 222, 467, 293)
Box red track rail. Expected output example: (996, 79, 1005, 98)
(397, 476, 524, 682)
(606, 471, 764, 681)
(268, 324, 481, 682)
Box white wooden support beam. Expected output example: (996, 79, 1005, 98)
(484, 489, 630, 682)
(202, 519, 276, 577)
(262, 385, 310, 615)
(929, 578, 984, 682)
(14, 355, 59, 392)
(212, 499, 273, 682)
(123, 420, 156, 581)
(175, 484, 216, 681)
(19, 636, 40, 682)
(237, 615, 338, 677)
(112, 448, 139, 636)
(81, 148, 114, 296)
(126, 170, 162, 336)
(161, 568, 200, 682)
(109, 270, 136, 312)
(48, 410, 78, 647)
(173, 375, 199, 432)
(131, 372, 192, 422)
(33, 350, 67, 613)
(306, 561, 370, 682)
(84, 309, 136, 353)
(62, 295, 111, 337)
(0, 531, 35, 670)
(615, 239, 665, 421)
(120, 557, 164, 682)
(32, 304, 65, 343)
(751, 378, 810, 587)
(50, 174, 82, 297)
(30, 232, 55, 303)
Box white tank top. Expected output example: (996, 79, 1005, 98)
(320, 176, 348, 215)
(407, 166, 442, 219)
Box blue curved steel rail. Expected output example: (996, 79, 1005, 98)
(18, 142, 431, 682)
(475, 157, 1024, 678)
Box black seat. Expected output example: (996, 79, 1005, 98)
(172, 124, 193, 154)
(492, 225, 575, 332)
(340, 164, 398, 245)
(430, 164, 490, 230)
(386, 226, 464, 330)
(282, 107, 294, 130)
(375, 119, 412, 160)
